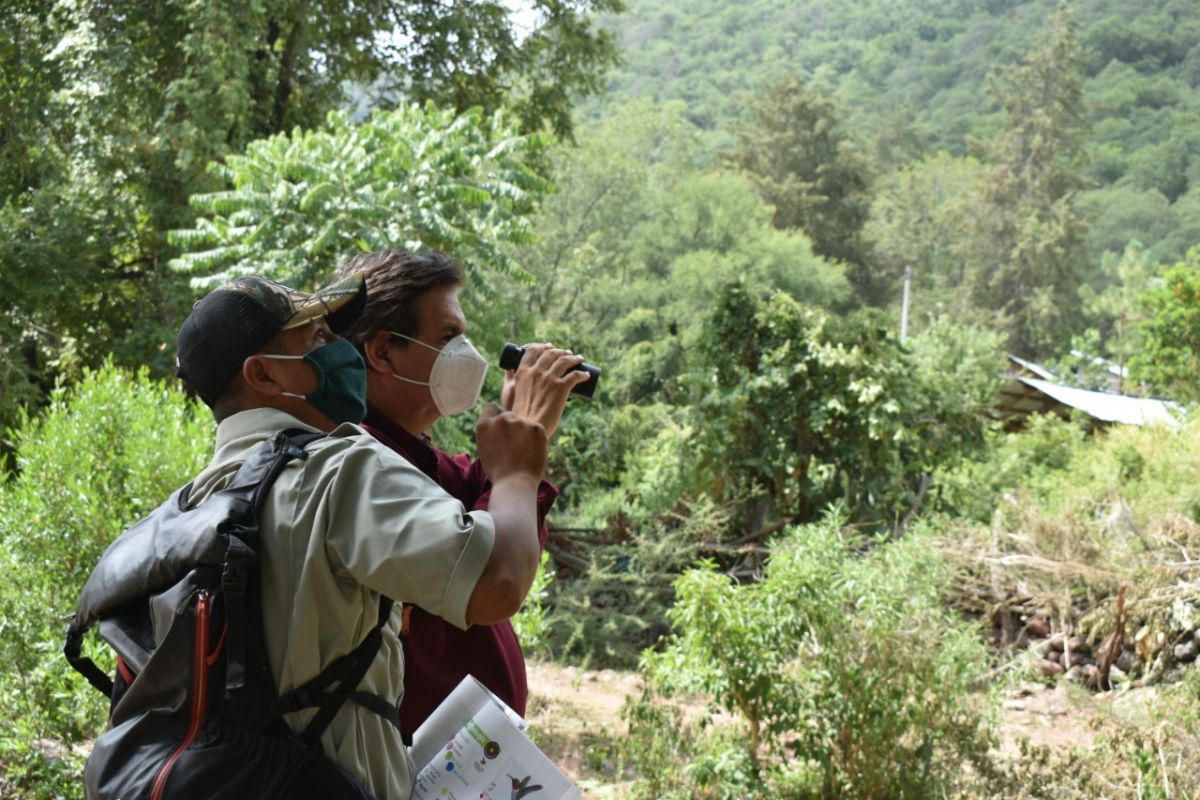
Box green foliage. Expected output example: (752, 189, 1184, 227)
(865, 151, 987, 328)
(1080, 185, 1171, 261)
(628, 515, 994, 798)
(169, 104, 551, 294)
(931, 416, 1200, 799)
(1148, 186, 1200, 266)
(1071, 240, 1156, 387)
(511, 98, 707, 323)
(0, 0, 622, 435)
(968, 2, 1089, 357)
(729, 76, 878, 301)
(384, 0, 624, 140)
(937, 412, 1087, 522)
(0, 2, 185, 432)
(1022, 407, 1200, 525)
(1128, 251, 1200, 402)
(0, 362, 211, 797)
(511, 551, 555, 658)
(593, 0, 1001, 148)
(544, 406, 731, 667)
(0, 0, 424, 425)
(596, 0, 1200, 324)
(540, 288, 1001, 671)
(907, 319, 1008, 424)
(937, 407, 1200, 687)
(536, 275, 998, 669)
(597, 0, 1200, 187)
(510, 97, 848, 410)
(692, 284, 993, 530)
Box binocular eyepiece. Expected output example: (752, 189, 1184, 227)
(498, 343, 600, 399)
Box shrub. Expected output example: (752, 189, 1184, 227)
(625, 513, 995, 799)
(692, 285, 995, 532)
(544, 415, 731, 667)
(935, 411, 1087, 522)
(0, 362, 211, 798)
(512, 551, 555, 658)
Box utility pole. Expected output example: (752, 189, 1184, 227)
(900, 264, 912, 343)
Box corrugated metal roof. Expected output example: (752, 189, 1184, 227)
(1007, 354, 1057, 380)
(1017, 376, 1182, 428)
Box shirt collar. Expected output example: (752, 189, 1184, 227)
(362, 402, 439, 479)
(213, 407, 322, 459)
(189, 407, 328, 506)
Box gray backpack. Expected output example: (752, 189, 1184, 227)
(65, 430, 398, 799)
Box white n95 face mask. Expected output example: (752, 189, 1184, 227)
(388, 332, 489, 416)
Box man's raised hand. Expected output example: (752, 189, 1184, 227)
(475, 402, 547, 482)
(500, 343, 590, 439)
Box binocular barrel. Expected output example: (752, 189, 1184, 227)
(498, 343, 600, 399)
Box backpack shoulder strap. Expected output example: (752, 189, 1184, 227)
(222, 429, 324, 693)
(273, 595, 399, 746)
(251, 430, 325, 517)
(254, 430, 403, 741)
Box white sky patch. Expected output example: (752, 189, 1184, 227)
(376, 1, 543, 53)
(503, 0, 543, 43)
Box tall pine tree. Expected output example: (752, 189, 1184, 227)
(970, 2, 1089, 358)
(729, 76, 878, 303)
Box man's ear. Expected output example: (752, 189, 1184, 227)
(242, 354, 285, 396)
(362, 330, 395, 373)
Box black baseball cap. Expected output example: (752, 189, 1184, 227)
(175, 272, 366, 406)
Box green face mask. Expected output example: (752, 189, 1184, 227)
(262, 338, 368, 424)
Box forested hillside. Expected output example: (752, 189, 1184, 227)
(596, 0, 1200, 269)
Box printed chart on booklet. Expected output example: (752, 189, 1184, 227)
(411, 676, 577, 800)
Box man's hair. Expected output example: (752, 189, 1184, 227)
(334, 249, 464, 344)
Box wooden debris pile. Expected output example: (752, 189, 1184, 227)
(946, 497, 1200, 691)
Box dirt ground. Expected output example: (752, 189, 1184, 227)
(996, 679, 1161, 753)
(525, 660, 1165, 799)
(524, 662, 644, 799)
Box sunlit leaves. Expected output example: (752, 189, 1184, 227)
(0, 363, 211, 796)
(169, 105, 552, 293)
(639, 515, 991, 793)
(1128, 252, 1200, 402)
(693, 283, 994, 529)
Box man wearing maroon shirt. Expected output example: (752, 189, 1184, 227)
(334, 249, 587, 738)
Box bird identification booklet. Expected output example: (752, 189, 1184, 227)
(410, 675, 581, 800)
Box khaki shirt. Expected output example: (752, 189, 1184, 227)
(189, 408, 495, 799)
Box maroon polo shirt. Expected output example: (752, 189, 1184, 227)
(360, 404, 556, 735)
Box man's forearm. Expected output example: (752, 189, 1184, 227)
(465, 471, 540, 624)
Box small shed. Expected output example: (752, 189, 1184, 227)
(996, 355, 1182, 430)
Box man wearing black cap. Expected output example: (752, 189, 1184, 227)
(174, 272, 547, 799)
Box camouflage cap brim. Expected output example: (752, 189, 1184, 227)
(281, 271, 365, 333)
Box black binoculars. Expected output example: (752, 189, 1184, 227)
(498, 343, 600, 399)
